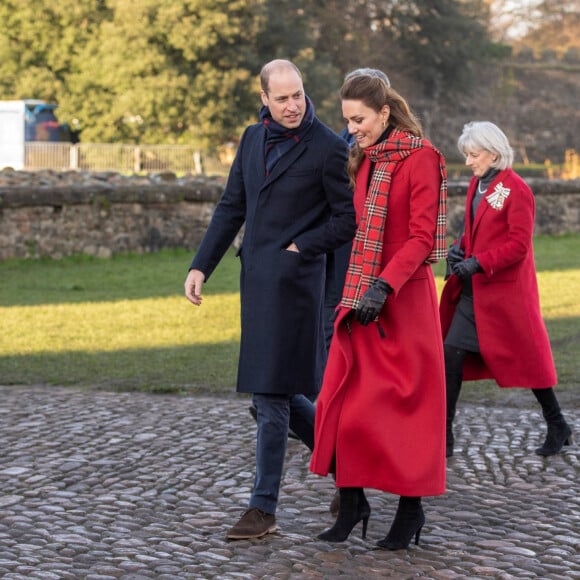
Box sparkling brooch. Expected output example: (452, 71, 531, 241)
(486, 182, 511, 210)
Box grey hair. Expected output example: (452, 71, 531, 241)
(344, 67, 390, 87)
(457, 121, 514, 169)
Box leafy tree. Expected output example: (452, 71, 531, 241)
(0, 0, 502, 149)
(67, 0, 264, 148)
(154, 0, 265, 147)
(0, 0, 264, 149)
(0, 0, 109, 103)
(286, 0, 497, 130)
(367, 0, 494, 100)
(252, 0, 344, 128)
(299, 0, 399, 129)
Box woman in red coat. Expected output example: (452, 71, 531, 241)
(309, 73, 447, 549)
(440, 121, 572, 458)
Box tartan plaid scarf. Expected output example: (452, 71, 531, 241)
(341, 129, 447, 310)
(260, 96, 315, 175)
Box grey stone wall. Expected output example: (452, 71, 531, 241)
(446, 178, 580, 239)
(0, 171, 225, 260)
(0, 170, 578, 261)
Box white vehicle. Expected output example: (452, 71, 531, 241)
(0, 100, 76, 169)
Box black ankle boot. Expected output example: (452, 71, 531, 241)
(317, 487, 370, 542)
(377, 496, 424, 550)
(533, 388, 573, 456)
(536, 419, 573, 456)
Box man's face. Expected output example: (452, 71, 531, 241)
(261, 68, 306, 129)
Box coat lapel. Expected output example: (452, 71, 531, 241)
(464, 179, 477, 254)
(254, 129, 267, 181)
(470, 170, 509, 243)
(470, 191, 491, 243)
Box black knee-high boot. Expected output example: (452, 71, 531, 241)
(317, 487, 370, 542)
(377, 496, 425, 550)
(444, 346, 466, 458)
(532, 388, 573, 456)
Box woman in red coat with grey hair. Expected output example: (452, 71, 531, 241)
(310, 73, 447, 550)
(440, 121, 572, 459)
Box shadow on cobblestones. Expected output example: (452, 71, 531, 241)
(0, 385, 577, 579)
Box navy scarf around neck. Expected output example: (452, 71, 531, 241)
(260, 95, 315, 175)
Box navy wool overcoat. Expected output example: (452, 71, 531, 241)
(190, 117, 355, 395)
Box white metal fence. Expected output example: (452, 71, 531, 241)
(24, 142, 232, 175)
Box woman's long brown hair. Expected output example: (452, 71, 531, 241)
(340, 75, 423, 186)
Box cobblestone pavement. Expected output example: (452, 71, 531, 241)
(0, 385, 577, 579)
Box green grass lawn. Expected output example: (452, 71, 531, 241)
(0, 235, 578, 404)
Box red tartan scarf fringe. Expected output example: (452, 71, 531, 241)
(340, 130, 447, 310)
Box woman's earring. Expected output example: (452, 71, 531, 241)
(382, 120, 387, 129)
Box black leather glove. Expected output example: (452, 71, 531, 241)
(447, 243, 465, 266)
(355, 278, 393, 326)
(452, 256, 481, 279)
(445, 243, 466, 280)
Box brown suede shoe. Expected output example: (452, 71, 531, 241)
(226, 508, 277, 540)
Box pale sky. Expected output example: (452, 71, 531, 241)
(490, 0, 543, 40)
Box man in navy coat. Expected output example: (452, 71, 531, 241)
(184, 59, 356, 539)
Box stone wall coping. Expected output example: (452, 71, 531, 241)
(0, 173, 579, 209)
(1, 173, 577, 261)
(0, 182, 224, 208)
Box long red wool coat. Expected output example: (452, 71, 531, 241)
(439, 168, 557, 388)
(310, 147, 446, 497)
